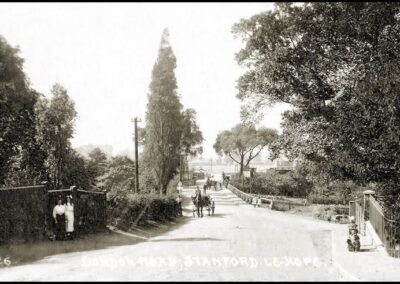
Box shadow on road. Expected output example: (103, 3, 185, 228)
(148, 237, 224, 243)
(209, 213, 230, 218)
(0, 230, 141, 267)
(0, 216, 191, 268)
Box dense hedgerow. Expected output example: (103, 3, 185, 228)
(0, 186, 47, 244)
(230, 171, 312, 198)
(107, 193, 180, 231)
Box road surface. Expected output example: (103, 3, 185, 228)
(0, 185, 399, 281)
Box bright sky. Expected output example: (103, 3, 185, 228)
(0, 3, 290, 159)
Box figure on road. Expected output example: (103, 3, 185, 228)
(195, 186, 201, 198)
(176, 194, 183, 216)
(257, 195, 262, 208)
(252, 196, 258, 208)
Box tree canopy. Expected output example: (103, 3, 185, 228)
(142, 28, 203, 194)
(0, 36, 40, 185)
(232, 2, 400, 208)
(214, 123, 278, 175)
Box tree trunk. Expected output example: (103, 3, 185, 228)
(239, 154, 244, 176)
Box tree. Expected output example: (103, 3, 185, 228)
(61, 149, 91, 189)
(97, 155, 136, 198)
(0, 36, 41, 185)
(214, 123, 278, 175)
(232, 3, 400, 208)
(180, 108, 204, 156)
(142, 28, 184, 194)
(86, 148, 108, 187)
(35, 83, 77, 189)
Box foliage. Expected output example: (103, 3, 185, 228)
(230, 171, 312, 198)
(180, 108, 204, 156)
(142, 28, 184, 194)
(60, 149, 91, 189)
(166, 174, 180, 195)
(138, 156, 158, 193)
(233, 3, 400, 210)
(98, 155, 136, 197)
(107, 193, 179, 231)
(86, 148, 109, 187)
(0, 36, 42, 185)
(142, 28, 203, 194)
(0, 186, 47, 244)
(35, 84, 78, 189)
(214, 123, 278, 175)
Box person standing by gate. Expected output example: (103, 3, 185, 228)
(65, 195, 75, 240)
(53, 196, 65, 241)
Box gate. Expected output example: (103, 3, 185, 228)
(46, 185, 107, 236)
(75, 189, 107, 234)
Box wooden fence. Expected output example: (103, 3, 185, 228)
(0, 183, 107, 244)
(227, 184, 273, 208)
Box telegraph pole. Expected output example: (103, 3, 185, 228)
(133, 117, 141, 193)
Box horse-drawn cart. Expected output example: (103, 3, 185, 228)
(191, 194, 215, 217)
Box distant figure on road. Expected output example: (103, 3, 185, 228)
(257, 195, 262, 208)
(252, 196, 258, 208)
(210, 198, 215, 215)
(203, 183, 207, 195)
(176, 194, 183, 216)
(195, 186, 201, 198)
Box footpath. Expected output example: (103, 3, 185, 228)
(225, 185, 400, 281)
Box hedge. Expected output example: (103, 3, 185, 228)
(230, 171, 312, 198)
(107, 193, 180, 231)
(0, 185, 47, 244)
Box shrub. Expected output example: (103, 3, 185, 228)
(230, 171, 312, 198)
(307, 195, 344, 205)
(107, 193, 179, 231)
(308, 181, 368, 205)
(0, 186, 47, 244)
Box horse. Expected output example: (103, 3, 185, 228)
(191, 194, 211, 217)
(206, 179, 218, 191)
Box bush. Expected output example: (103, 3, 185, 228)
(308, 181, 367, 205)
(107, 193, 179, 231)
(230, 171, 312, 198)
(307, 194, 344, 205)
(0, 186, 47, 244)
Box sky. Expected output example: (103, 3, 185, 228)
(0, 3, 290, 159)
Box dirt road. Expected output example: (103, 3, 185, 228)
(0, 186, 399, 280)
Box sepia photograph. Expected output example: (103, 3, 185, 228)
(0, 1, 400, 281)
